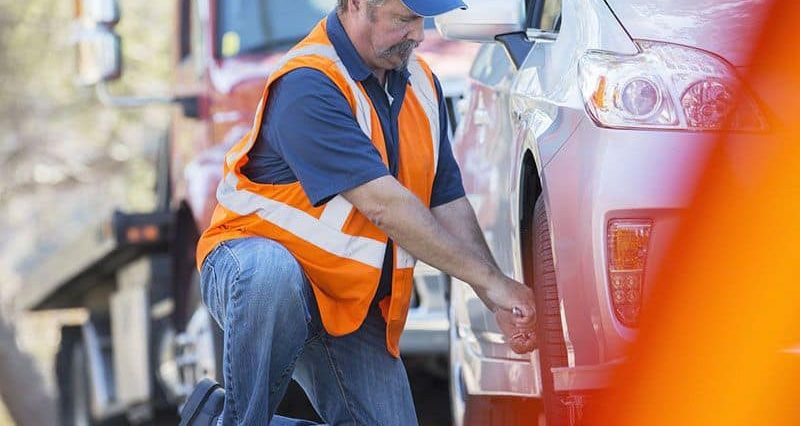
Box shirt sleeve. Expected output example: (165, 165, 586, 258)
(429, 75, 467, 208)
(261, 68, 390, 207)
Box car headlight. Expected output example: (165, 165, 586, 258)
(578, 41, 768, 131)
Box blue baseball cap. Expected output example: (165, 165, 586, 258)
(400, 0, 467, 17)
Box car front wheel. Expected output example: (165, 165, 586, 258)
(530, 195, 570, 425)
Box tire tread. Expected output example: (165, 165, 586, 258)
(532, 196, 570, 426)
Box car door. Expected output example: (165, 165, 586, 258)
(451, 42, 526, 361)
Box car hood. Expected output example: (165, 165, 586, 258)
(604, 0, 771, 66)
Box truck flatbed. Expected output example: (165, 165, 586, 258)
(19, 210, 172, 311)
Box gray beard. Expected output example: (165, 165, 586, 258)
(379, 40, 419, 70)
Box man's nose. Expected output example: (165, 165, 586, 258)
(408, 18, 425, 45)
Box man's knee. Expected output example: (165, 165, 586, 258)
(222, 238, 304, 302)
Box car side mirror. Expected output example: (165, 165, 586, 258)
(74, 0, 122, 86)
(434, 0, 526, 43)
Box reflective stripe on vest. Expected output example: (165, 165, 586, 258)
(216, 172, 386, 269)
(407, 57, 440, 171)
(217, 44, 438, 270)
(197, 19, 442, 357)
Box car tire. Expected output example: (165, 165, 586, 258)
(531, 195, 570, 425)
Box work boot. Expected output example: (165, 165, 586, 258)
(179, 378, 224, 426)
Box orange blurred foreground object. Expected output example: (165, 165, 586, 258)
(587, 1, 800, 425)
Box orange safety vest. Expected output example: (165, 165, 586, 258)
(196, 18, 441, 357)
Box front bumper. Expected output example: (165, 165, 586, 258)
(543, 117, 770, 382)
(543, 118, 717, 371)
(552, 361, 619, 392)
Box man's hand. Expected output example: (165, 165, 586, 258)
(475, 277, 537, 354)
(431, 199, 537, 354)
(343, 180, 537, 353)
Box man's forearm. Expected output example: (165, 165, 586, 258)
(431, 197, 498, 270)
(344, 176, 536, 321)
(343, 177, 502, 295)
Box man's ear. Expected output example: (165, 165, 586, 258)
(349, 0, 366, 13)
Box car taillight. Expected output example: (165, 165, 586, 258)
(607, 220, 653, 327)
(578, 41, 768, 132)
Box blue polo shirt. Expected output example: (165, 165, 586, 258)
(242, 11, 465, 302)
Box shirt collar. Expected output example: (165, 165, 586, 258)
(326, 11, 373, 82)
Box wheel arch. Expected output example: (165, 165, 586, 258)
(519, 149, 542, 287)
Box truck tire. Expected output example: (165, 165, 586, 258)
(531, 195, 569, 425)
(56, 327, 126, 426)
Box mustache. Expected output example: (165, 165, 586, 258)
(378, 39, 420, 60)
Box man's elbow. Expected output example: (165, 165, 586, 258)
(360, 201, 390, 229)
(353, 192, 416, 233)
(342, 188, 392, 229)
(342, 177, 416, 232)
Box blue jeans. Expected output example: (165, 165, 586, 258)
(200, 237, 419, 426)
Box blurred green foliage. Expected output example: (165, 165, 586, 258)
(0, 0, 175, 300)
(0, 1, 176, 424)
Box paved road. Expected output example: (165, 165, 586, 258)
(277, 355, 452, 425)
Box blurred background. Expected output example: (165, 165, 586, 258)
(1, 1, 173, 424)
(3, 1, 800, 426)
(0, 1, 462, 425)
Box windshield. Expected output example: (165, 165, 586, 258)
(218, 0, 337, 58)
(217, 1, 439, 58)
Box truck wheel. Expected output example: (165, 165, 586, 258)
(56, 327, 126, 426)
(531, 195, 569, 425)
